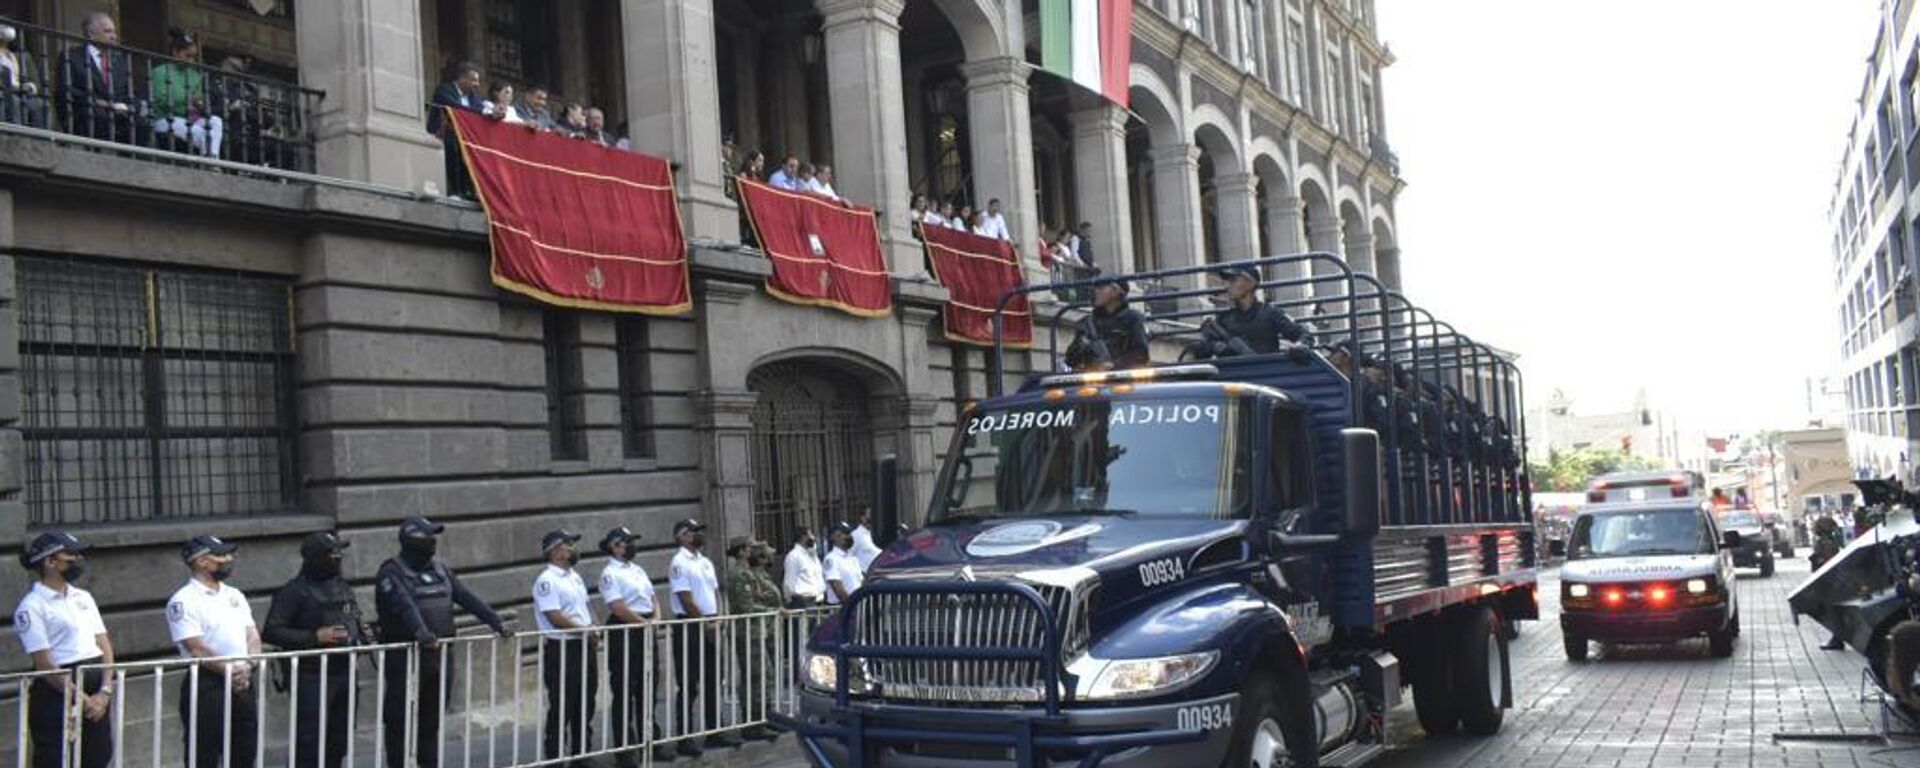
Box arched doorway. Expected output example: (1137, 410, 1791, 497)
(747, 362, 876, 549)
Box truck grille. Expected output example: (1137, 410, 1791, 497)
(850, 581, 1092, 703)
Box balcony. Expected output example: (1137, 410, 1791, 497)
(0, 17, 321, 173)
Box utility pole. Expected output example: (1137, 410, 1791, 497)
(1768, 433, 1782, 512)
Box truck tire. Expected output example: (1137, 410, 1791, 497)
(1759, 550, 1775, 578)
(1225, 674, 1298, 768)
(1563, 631, 1588, 662)
(1411, 624, 1459, 737)
(1709, 611, 1738, 658)
(1453, 606, 1508, 736)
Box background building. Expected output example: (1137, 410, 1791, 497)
(0, 0, 1404, 664)
(1526, 388, 1708, 472)
(1831, 1, 1920, 482)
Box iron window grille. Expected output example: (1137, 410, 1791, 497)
(542, 309, 588, 461)
(615, 316, 654, 459)
(19, 256, 297, 526)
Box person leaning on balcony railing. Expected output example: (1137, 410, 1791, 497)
(166, 535, 260, 768)
(0, 25, 48, 127)
(373, 515, 510, 768)
(150, 29, 223, 159)
(56, 11, 148, 145)
(426, 61, 485, 198)
(262, 532, 369, 768)
(517, 85, 557, 133)
(482, 80, 525, 125)
(13, 531, 114, 768)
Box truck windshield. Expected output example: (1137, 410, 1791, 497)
(1567, 508, 1713, 559)
(930, 397, 1251, 521)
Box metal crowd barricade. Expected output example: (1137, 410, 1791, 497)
(5, 607, 840, 768)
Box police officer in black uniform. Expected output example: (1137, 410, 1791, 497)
(263, 532, 368, 768)
(1066, 278, 1150, 371)
(1389, 366, 1427, 522)
(1210, 265, 1310, 354)
(374, 515, 509, 768)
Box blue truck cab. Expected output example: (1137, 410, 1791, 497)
(777, 254, 1539, 768)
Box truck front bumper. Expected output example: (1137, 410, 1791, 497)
(781, 689, 1233, 768)
(1561, 603, 1730, 643)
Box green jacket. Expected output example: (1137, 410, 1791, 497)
(150, 62, 207, 118)
(727, 562, 782, 613)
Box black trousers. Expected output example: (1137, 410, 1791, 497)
(383, 645, 448, 768)
(671, 622, 720, 735)
(541, 638, 598, 761)
(179, 670, 258, 768)
(787, 596, 821, 609)
(605, 624, 660, 766)
(28, 666, 111, 768)
(291, 666, 352, 768)
(443, 140, 471, 197)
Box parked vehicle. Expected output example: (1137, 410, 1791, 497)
(778, 254, 1538, 768)
(1555, 501, 1742, 660)
(1718, 509, 1776, 577)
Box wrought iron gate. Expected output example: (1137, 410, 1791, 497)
(747, 362, 875, 550)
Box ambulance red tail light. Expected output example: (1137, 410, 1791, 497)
(1647, 585, 1672, 606)
(1603, 588, 1625, 607)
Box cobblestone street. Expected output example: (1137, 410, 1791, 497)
(1374, 558, 1916, 768)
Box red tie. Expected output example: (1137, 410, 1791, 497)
(98, 51, 110, 88)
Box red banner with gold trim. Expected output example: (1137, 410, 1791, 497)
(449, 109, 691, 314)
(919, 224, 1032, 348)
(735, 177, 892, 317)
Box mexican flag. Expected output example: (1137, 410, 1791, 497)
(1039, 0, 1132, 108)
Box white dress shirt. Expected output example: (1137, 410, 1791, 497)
(533, 563, 592, 637)
(597, 558, 656, 619)
(668, 548, 720, 617)
(14, 582, 107, 666)
(823, 548, 865, 605)
(807, 177, 842, 201)
(783, 543, 826, 602)
(851, 525, 882, 570)
(167, 580, 254, 659)
(980, 212, 1011, 241)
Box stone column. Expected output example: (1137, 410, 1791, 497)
(959, 57, 1040, 282)
(1212, 171, 1260, 263)
(622, 0, 738, 242)
(1070, 103, 1136, 274)
(691, 277, 762, 557)
(1377, 246, 1402, 291)
(1264, 187, 1307, 300)
(1345, 228, 1377, 278)
(297, 0, 441, 191)
(818, 0, 924, 277)
(1306, 213, 1344, 314)
(1148, 144, 1205, 290)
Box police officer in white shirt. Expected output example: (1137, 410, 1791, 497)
(532, 530, 596, 763)
(167, 534, 261, 768)
(596, 526, 666, 766)
(823, 522, 864, 605)
(850, 511, 882, 571)
(781, 528, 825, 609)
(666, 518, 740, 754)
(14, 531, 114, 768)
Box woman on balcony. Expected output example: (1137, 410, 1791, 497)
(149, 29, 222, 159)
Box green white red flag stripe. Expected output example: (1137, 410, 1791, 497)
(1039, 0, 1132, 107)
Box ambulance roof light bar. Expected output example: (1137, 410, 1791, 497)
(1038, 364, 1220, 389)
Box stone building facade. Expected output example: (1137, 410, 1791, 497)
(0, 0, 1405, 663)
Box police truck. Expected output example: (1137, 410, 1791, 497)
(775, 254, 1540, 767)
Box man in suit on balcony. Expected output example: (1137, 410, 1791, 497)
(57, 11, 146, 144)
(426, 60, 485, 198)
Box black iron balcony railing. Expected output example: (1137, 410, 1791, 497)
(0, 17, 322, 172)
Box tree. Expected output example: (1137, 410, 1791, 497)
(1530, 447, 1664, 492)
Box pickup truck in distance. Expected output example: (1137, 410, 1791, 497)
(776, 254, 1539, 768)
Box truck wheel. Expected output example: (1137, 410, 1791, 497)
(1563, 631, 1589, 662)
(1454, 606, 1508, 736)
(1225, 674, 1298, 768)
(1709, 612, 1738, 658)
(1411, 625, 1459, 736)
(1759, 551, 1775, 578)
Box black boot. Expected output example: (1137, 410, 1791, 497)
(1821, 633, 1846, 650)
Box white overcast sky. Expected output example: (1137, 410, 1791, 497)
(1378, 1, 1881, 435)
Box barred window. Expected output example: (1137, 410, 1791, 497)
(19, 258, 297, 526)
(543, 310, 587, 461)
(615, 317, 655, 459)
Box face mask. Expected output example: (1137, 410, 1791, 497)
(801, 537, 815, 549)
(210, 565, 234, 582)
(58, 561, 84, 583)
(621, 546, 638, 562)
(565, 551, 580, 567)
(402, 537, 438, 559)
(689, 534, 705, 550)
(307, 557, 341, 580)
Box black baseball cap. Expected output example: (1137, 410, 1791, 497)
(1096, 276, 1131, 294)
(672, 518, 706, 537)
(20, 531, 87, 569)
(600, 526, 641, 554)
(828, 521, 854, 535)
(300, 531, 350, 560)
(1215, 265, 1261, 283)
(542, 529, 582, 553)
(179, 535, 239, 564)
(399, 515, 445, 541)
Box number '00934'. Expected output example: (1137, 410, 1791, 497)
(1176, 703, 1232, 732)
(1138, 557, 1185, 588)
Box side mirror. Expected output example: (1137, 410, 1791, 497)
(1341, 428, 1383, 543)
(947, 456, 974, 509)
(1548, 539, 1567, 558)
(1721, 530, 1743, 550)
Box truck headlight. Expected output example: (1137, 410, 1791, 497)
(1567, 583, 1590, 599)
(803, 652, 872, 694)
(1076, 651, 1218, 700)
(1686, 578, 1709, 595)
